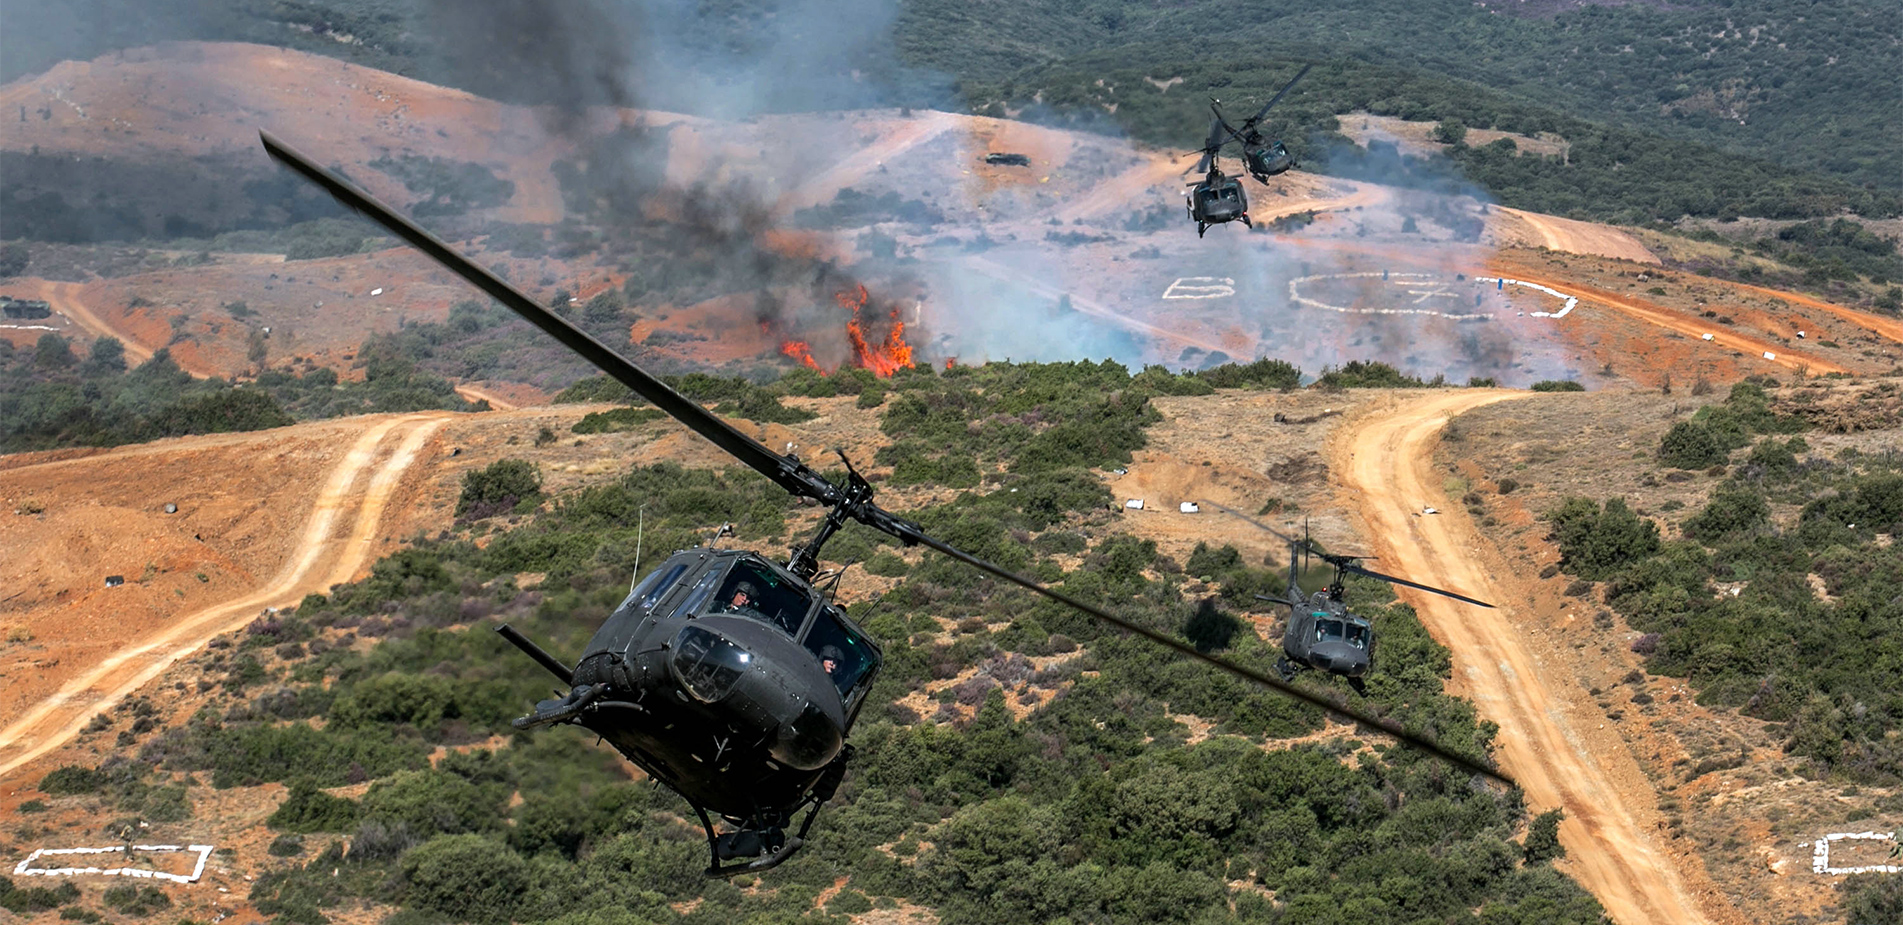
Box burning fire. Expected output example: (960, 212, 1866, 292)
(780, 339, 824, 372)
(775, 284, 915, 377)
(839, 284, 913, 376)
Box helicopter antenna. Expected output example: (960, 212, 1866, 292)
(629, 503, 647, 593)
(260, 130, 1513, 788)
(821, 558, 858, 602)
(708, 522, 735, 548)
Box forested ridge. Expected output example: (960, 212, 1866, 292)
(2, 0, 1896, 229)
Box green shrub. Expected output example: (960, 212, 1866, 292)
(1682, 488, 1770, 541)
(39, 765, 106, 795)
(571, 407, 664, 434)
(269, 780, 362, 833)
(0, 878, 79, 913)
(1523, 809, 1565, 864)
(362, 769, 503, 837)
(400, 835, 529, 925)
(1529, 380, 1585, 392)
(102, 884, 171, 916)
(1658, 421, 1725, 469)
(1195, 358, 1300, 391)
(1549, 497, 1660, 580)
(458, 458, 541, 518)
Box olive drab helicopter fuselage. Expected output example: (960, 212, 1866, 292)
(260, 130, 1516, 882)
(1228, 512, 1494, 696)
(1186, 117, 1252, 238)
(508, 546, 881, 872)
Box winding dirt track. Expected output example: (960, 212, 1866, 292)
(0, 412, 449, 779)
(36, 279, 156, 366)
(1335, 391, 1729, 925)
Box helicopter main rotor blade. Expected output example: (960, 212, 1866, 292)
(1340, 562, 1496, 609)
(1245, 63, 1313, 128)
(260, 129, 1512, 789)
(898, 520, 1511, 786)
(259, 131, 845, 508)
(1208, 503, 1302, 547)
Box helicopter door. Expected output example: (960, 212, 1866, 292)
(800, 606, 879, 705)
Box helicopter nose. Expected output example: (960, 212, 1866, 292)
(770, 699, 842, 771)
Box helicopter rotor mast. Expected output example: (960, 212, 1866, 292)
(259, 130, 1512, 788)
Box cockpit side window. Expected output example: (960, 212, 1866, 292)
(708, 561, 811, 636)
(669, 569, 723, 621)
(629, 562, 688, 611)
(1345, 623, 1369, 649)
(801, 606, 878, 698)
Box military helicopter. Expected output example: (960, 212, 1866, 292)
(1213, 505, 1493, 695)
(1185, 115, 1251, 238)
(1212, 64, 1311, 184)
(260, 131, 1512, 878)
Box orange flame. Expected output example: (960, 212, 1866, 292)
(781, 340, 824, 373)
(944, 357, 957, 370)
(836, 284, 914, 377)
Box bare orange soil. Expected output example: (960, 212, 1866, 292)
(0, 41, 568, 224)
(0, 413, 451, 776)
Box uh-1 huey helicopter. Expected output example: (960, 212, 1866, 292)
(1185, 63, 1312, 237)
(1214, 63, 1310, 184)
(260, 131, 1513, 878)
(1212, 505, 1493, 696)
(1185, 115, 1252, 238)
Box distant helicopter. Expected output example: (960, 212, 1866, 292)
(1213, 63, 1310, 184)
(1186, 116, 1251, 238)
(261, 131, 1512, 878)
(1215, 506, 1493, 695)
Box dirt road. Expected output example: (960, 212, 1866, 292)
(1334, 390, 1735, 925)
(453, 384, 518, 411)
(1494, 268, 1848, 377)
(0, 413, 448, 779)
(36, 279, 156, 366)
(1497, 208, 1659, 265)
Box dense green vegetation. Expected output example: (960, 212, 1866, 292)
(25, 360, 1607, 924)
(0, 336, 291, 452)
(903, 0, 1900, 208)
(1548, 382, 1903, 784)
(0, 323, 484, 453)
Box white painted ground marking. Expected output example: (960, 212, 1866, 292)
(15, 844, 215, 883)
(1475, 277, 1579, 318)
(1162, 277, 1236, 300)
(1806, 831, 1900, 875)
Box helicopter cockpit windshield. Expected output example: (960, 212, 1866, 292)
(710, 561, 811, 636)
(1317, 619, 1346, 643)
(801, 607, 878, 699)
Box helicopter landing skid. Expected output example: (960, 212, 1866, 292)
(1275, 656, 1300, 683)
(697, 805, 805, 877)
(510, 683, 606, 730)
(694, 744, 853, 877)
